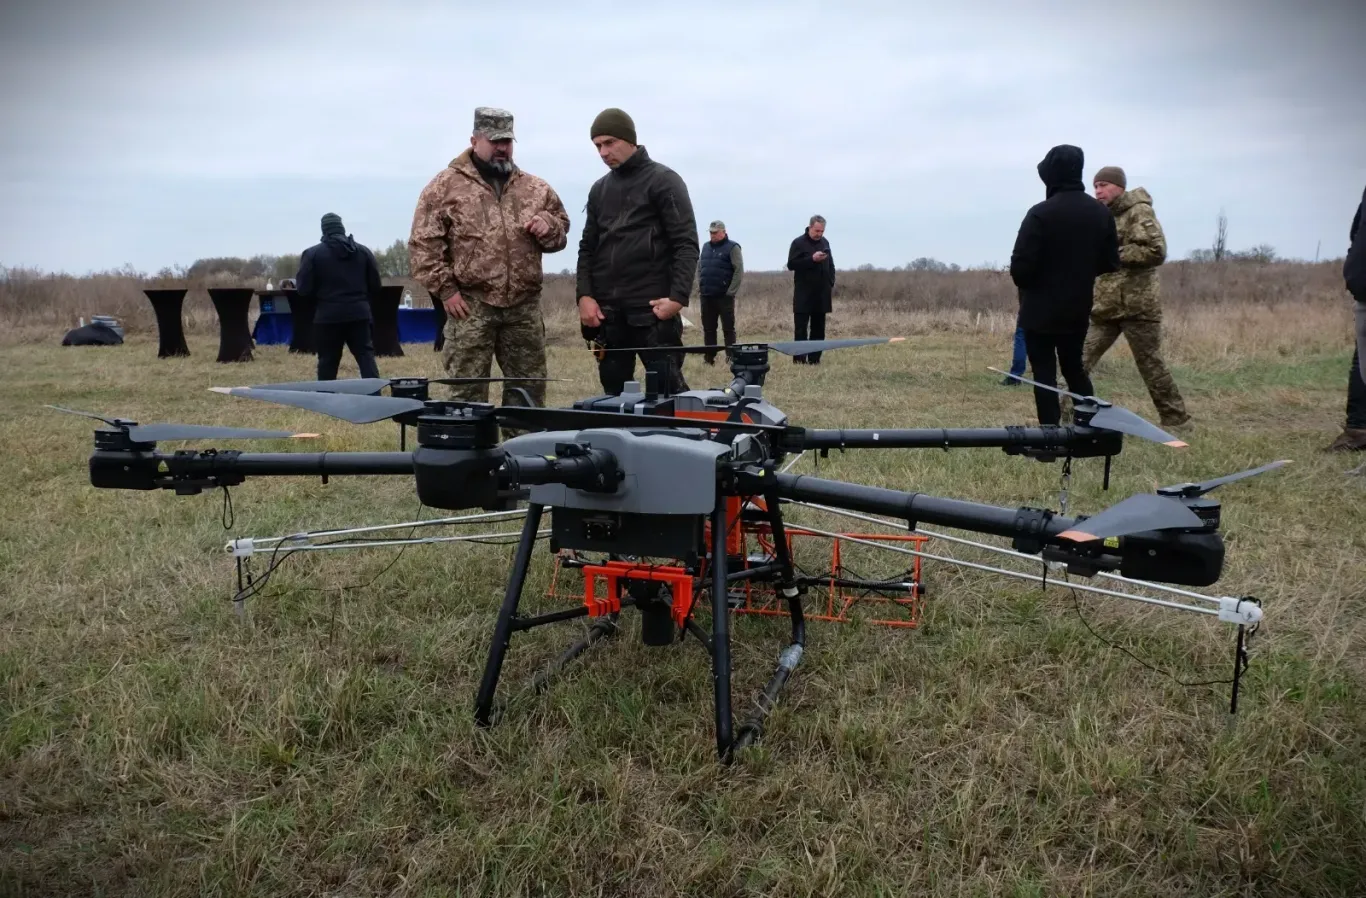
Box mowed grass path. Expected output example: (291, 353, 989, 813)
(2, 327, 1364, 897)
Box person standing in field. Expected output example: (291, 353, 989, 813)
(408, 106, 571, 412)
(1008, 145, 1122, 427)
(1346, 184, 1366, 391)
(1081, 166, 1191, 428)
(295, 212, 383, 382)
(786, 215, 835, 364)
(696, 219, 743, 365)
(576, 107, 700, 395)
(1329, 184, 1366, 454)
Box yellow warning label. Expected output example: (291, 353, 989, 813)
(1103, 536, 1120, 548)
(158, 461, 169, 473)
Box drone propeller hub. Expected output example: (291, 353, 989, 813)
(94, 426, 152, 452)
(415, 407, 502, 450)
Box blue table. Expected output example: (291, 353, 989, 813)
(253, 307, 439, 346)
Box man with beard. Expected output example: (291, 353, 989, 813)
(786, 215, 835, 364)
(1008, 145, 1122, 428)
(576, 107, 700, 395)
(408, 106, 571, 412)
(295, 212, 383, 381)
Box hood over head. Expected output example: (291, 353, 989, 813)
(1036, 144, 1085, 196)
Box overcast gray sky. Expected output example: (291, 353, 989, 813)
(2, 0, 1363, 275)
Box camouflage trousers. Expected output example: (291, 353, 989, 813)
(440, 296, 548, 421)
(1082, 317, 1188, 425)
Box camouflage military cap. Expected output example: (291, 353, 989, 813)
(473, 107, 515, 141)
(709, 220, 726, 232)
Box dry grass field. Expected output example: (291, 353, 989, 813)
(2, 263, 1365, 897)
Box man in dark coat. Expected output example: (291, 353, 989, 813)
(786, 215, 835, 364)
(1346, 186, 1366, 387)
(1008, 145, 1121, 426)
(295, 212, 383, 381)
(1327, 186, 1366, 452)
(576, 107, 700, 395)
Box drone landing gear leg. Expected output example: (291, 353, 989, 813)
(474, 502, 544, 727)
(530, 612, 620, 695)
(734, 494, 806, 752)
(710, 498, 735, 764)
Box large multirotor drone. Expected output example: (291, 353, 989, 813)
(55, 337, 1282, 763)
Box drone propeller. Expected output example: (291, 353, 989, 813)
(494, 405, 785, 435)
(767, 337, 906, 356)
(210, 388, 427, 424)
(243, 376, 564, 395)
(210, 389, 781, 435)
(987, 367, 1187, 448)
(44, 405, 319, 441)
(1156, 459, 1291, 499)
(596, 337, 906, 356)
(1056, 492, 1206, 542)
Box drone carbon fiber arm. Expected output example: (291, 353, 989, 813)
(768, 471, 1225, 588)
(88, 440, 620, 509)
(787, 425, 1123, 456)
(90, 447, 415, 492)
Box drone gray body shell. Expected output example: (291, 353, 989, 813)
(500, 428, 734, 514)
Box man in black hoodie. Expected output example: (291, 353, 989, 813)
(295, 212, 383, 381)
(1008, 145, 1121, 426)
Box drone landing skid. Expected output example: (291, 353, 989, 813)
(473, 491, 809, 763)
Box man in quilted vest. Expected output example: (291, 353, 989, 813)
(1082, 166, 1191, 428)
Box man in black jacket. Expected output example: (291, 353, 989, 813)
(786, 215, 835, 364)
(1346, 186, 1366, 386)
(576, 108, 700, 395)
(295, 212, 383, 381)
(1008, 145, 1121, 425)
(1327, 186, 1366, 453)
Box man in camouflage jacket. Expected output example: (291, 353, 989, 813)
(1081, 166, 1191, 428)
(408, 107, 571, 413)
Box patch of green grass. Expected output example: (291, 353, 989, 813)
(2, 330, 1364, 897)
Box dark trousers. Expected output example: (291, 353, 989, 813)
(1348, 346, 1366, 429)
(1023, 329, 1092, 426)
(700, 293, 736, 363)
(793, 310, 826, 363)
(315, 319, 380, 381)
(596, 306, 690, 396)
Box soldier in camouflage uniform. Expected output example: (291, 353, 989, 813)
(1082, 166, 1191, 428)
(408, 107, 571, 417)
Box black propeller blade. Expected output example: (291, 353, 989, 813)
(495, 405, 785, 435)
(987, 367, 1187, 448)
(210, 388, 426, 424)
(45, 405, 319, 441)
(766, 337, 906, 356)
(244, 376, 563, 395)
(1056, 493, 1206, 543)
(1088, 405, 1188, 448)
(432, 376, 564, 385)
(596, 337, 905, 356)
(1156, 459, 1291, 499)
(210, 389, 780, 435)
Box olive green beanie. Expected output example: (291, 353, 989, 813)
(1093, 166, 1127, 189)
(591, 108, 636, 144)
